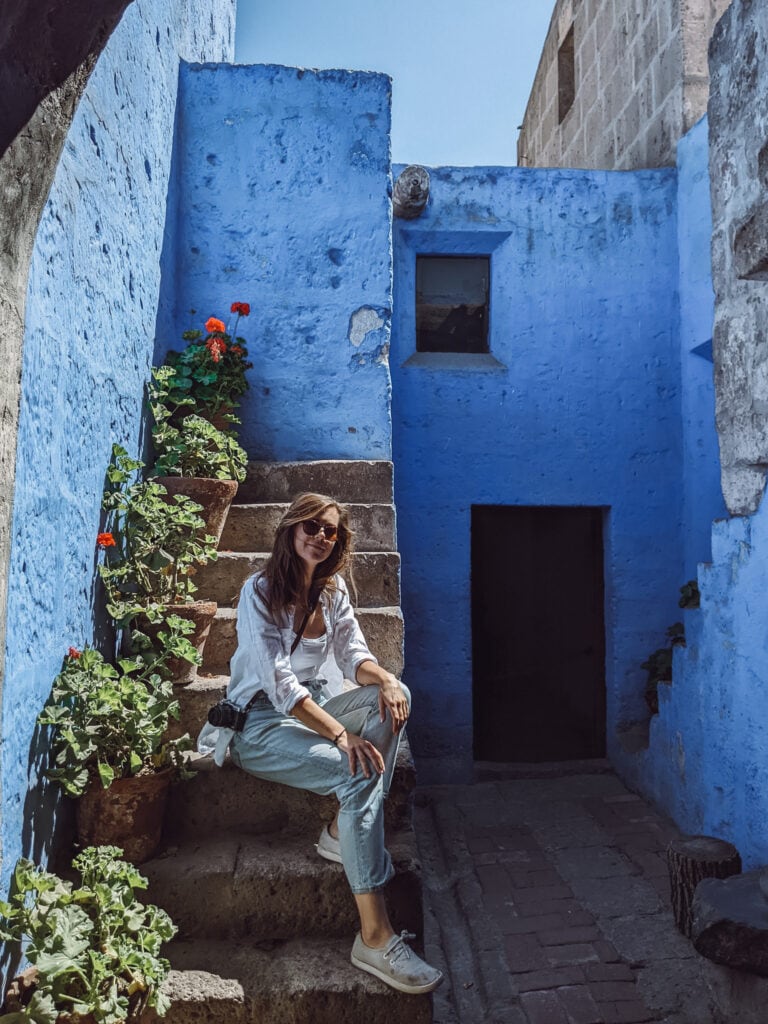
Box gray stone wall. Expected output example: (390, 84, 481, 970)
(708, 0, 768, 514)
(518, 0, 731, 170)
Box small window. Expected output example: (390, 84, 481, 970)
(416, 256, 490, 354)
(558, 25, 575, 123)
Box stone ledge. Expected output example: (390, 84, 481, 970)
(140, 936, 432, 1024)
(143, 828, 421, 941)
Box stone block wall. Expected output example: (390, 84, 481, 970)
(518, 0, 731, 170)
(0, 0, 235, 899)
(708, 0, 768, 515)
(159, 63, 393, 461)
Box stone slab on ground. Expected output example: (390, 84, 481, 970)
(141, 935, 431, 1024)
(692, 871, 768, 975)
(416, 770, 768, 1024)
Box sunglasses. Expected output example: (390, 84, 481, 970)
(300, 518, 339, 542)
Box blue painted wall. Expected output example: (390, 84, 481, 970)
(637, 500, 768, 869)
(0, 0, 235, 897)
(159, 63, 393, 461)
(677, 118, 727, 576)
(391, 161, 723, 782)
(620, 121, 767, 869)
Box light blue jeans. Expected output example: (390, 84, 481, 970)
(229, 681, 411, 894)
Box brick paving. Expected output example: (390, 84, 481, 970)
(413, 769, 747, 1024)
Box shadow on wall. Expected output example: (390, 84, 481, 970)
(0, 0, 134, 157)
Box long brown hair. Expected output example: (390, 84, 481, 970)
(262, 492, 354, 615)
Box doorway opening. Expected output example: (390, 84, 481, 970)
(471, 505, 606, 762)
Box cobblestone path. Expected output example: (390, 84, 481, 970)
(415, 770, 746, 1024)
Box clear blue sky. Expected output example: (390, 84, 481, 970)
(235, 0, 554, 167)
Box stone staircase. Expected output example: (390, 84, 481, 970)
(141, 461, 432, 1024)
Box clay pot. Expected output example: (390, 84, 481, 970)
(153, 476, 238, 544)
(76, 769, 172, 865)
(137, 600, 217, 685)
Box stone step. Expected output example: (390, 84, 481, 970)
(236, 460, 393, 505)
(144, 829, 421, 941)
(142, 936, 432, 1024)
(201, 605, 404, 677)
(165, 739, 416, 842)
(220, 502, 396, 553)
(195, 552, 400, 608)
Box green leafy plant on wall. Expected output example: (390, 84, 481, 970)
(98, 445, 218, 625)
(149, 369, 247, 482)
(642, 579, 701, 715)
(161, 306, 253, 417)
(39, 634, 194, 797)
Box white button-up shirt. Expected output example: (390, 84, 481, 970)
(197, 572, 377, 764)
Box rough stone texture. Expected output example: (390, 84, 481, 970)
(393, 165, 431, 220)
(518, 0, 732, 170)
(391, 162, 723, 782)
(202, 604, 404, 678)
(141, 938, 432, 1024)
(238, 460, 394, 505)
(196, 551, 400, 609)
(619, 0, 768, 872)
(692, 871, 768, 974)
(708, 0, 768, 514)
(159, 64, 393, 461)
(0, 0, 133, 901)
(165, 743, 415, 842)
(0, 0, 235, 900)
(143, 829, 422, 940)
(220, 502, 397, 553)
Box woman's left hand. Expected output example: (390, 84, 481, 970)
(378, 676, 409, 734)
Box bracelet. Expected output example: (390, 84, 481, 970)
(332, 728, 346, 746)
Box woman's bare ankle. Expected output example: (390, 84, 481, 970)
(360, 927, 395, 949)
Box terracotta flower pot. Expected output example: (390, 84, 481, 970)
(153, 476, 238, 544)
(76, 769, 173, 865)
(137, 600, 217, 685)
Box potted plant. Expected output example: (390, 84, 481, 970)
(0, 846, 176, 1022)
(148, 367, 247, 543)
(98, 445, 219, 682)
(161, 303, 253, 426)
(38, 634, 194, 861)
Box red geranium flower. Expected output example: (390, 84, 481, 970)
(97, 532, 116, 548)
(230, 302, 250, 316)
(68, 647, 82, 659)
(205, 316, 226, 334)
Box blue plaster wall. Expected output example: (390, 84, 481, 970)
(390, 164, 719, 782)
(622, 117, 765, 868)
(637, 499, 768, 868)
(0, 0, 235, 898)
(159, 63, 393, 461)
(677, 117, 727, 576)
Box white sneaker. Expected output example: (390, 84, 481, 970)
(315, 824, 342, 864)
(351, 930, 443, 994)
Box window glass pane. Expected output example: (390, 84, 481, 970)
(416, 256, 490, 353)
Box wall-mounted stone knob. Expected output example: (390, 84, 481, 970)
(393, 165, 430, 219)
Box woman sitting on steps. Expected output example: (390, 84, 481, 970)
(197, 491, 442, 996)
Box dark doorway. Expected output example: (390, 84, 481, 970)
(471, 505, 606, 762)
